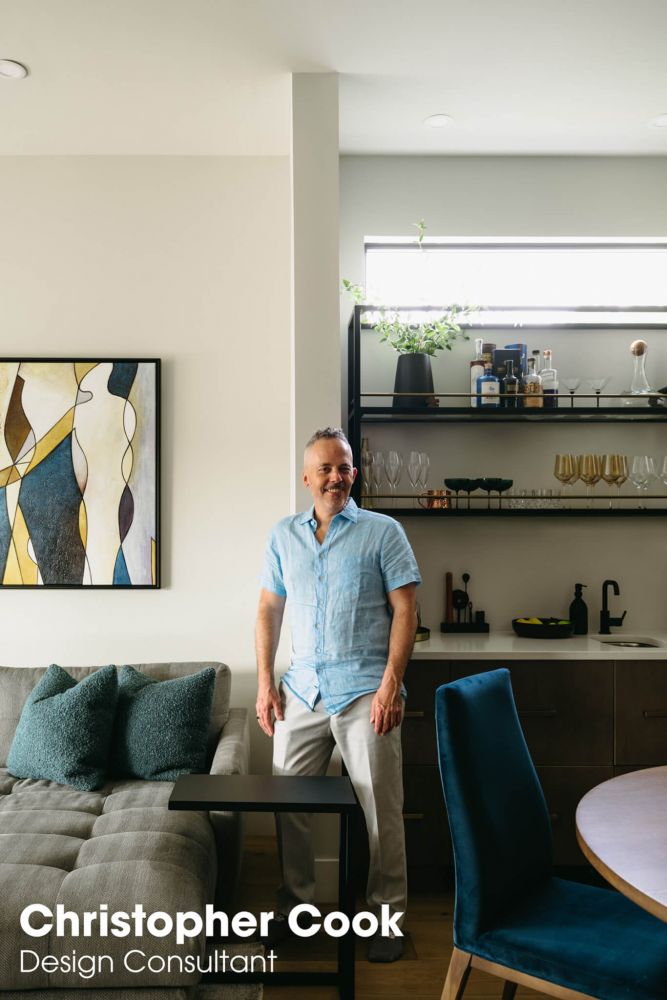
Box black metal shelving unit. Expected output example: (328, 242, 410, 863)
(347, 305, 667, 518)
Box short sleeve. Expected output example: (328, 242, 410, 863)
(259, 527, 287, 597)
(380, 520, 421, 593)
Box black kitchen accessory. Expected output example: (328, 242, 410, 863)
(569, 583, 588, 635)
(441, 573, 490, 633)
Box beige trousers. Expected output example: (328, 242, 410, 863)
(272, 684, 407, 921)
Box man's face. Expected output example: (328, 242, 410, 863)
(303, 438, 357, 516)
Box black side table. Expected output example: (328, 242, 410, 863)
(169, 772, 359, 1000)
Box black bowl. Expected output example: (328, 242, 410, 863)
(512, 617, 574, 639)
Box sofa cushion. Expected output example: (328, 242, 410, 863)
(0, 769, 217, 991)
(111, 665, 216, 780)
(6, 665, 118, 791)
(0, 662, 231, 768)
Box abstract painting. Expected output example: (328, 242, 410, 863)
(0, 359, 160, 587)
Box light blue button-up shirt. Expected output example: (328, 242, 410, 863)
(260, 498, 421, 714)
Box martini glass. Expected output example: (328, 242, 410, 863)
(587, 376, 611, 408)
(562, 376, 580, 408)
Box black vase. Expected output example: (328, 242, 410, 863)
(393, 353, 434, 409)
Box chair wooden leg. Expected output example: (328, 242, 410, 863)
(441, 947, 472, 1000)
(501, 983, 518, 1000)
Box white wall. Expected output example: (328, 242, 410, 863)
(340, 156, 667, 633)
(0, 156, 292, 729)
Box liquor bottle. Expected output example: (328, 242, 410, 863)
(522, 357, 543, 408)
(477, 363, 500, 407)
(531, 349, 542, 374)
(469, 338, 485, 408)
(504, 359, 520, 409)
(541, 348, 559, 409)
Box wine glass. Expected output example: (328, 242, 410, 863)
(554, 455, 575, 502)
(562, 377, 581, 408)
(660, 456, 667, 488)
(385, 450, 403, 507)
(407, 451, 422, 507)
(587, 377, 611, 408)
(644, 455, 658, 500)
(601, 454, 621, 508)
(419, 451, 430, 492)
(614, 454, 628, 504)
(361, 448, 374, 509)
(579, 454, 601, 507)
(629, 455, 650, 508)
(371, 451, 385, 506)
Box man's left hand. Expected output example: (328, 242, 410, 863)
(370, 681, 403, 735)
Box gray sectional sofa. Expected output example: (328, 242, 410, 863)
(0, 661, 249, 998)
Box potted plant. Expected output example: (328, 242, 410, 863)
(343, 222, 476, 408)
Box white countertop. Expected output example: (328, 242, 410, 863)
(411, 631, 667, 660)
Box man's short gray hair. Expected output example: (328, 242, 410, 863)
(304, 427, 351, 452)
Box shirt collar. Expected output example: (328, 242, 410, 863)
(297, 497, 359, 526)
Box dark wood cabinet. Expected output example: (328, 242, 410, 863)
(450, 660, 613, 765)
(401, 657, 666, 881)
(615, 660, 667, 765)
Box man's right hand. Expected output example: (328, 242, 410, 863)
(255, 684, 284, 737)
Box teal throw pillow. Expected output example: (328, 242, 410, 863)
(112, 666, 216, 780)
(7, 664, 118, 791)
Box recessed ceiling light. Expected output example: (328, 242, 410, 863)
(0, 59, 29, 79)
(650, 113, 667, 128)
(423, 114, 453, 129)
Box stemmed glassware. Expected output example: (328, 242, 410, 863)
(361, 448, 374, 508)
(602, 455, 622, 508)
(371, 451, 385, 506)
(579, 454, 602, 507)
(562, 377, 581, 408)
(661, 457, 667, 488)
(614, 455, 628, 503)
(554, 455, 575, 501)
(554, 454, 580, 504)
(587, 377, 611, 408)
(419, 452, 430, 492)
(407, 451, 422, 507)
(385, 450, 403, 508)
(629, 455, 655, 508)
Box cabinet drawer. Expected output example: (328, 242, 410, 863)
(403, 764, 451, 866)
(615, 661, 667, 765)
(536, 766, 613, 867)
(402, 660, 450, 765)
(451, 661, 613, 765)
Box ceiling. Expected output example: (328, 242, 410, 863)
(0, 0, 666, 156)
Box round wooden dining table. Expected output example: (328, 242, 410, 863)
(576, 765, 667, 923)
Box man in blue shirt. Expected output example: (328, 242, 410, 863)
(256, 427, 421, 962)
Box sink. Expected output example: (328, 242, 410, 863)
(594, 635, 664, 649)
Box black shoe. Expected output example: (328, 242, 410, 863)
(263, 913, 291, 947)
(367, 930, 404, 963)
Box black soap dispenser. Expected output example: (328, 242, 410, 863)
(569, 583, 588, 635)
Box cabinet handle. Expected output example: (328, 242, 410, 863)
(404, 710, 426, 719)
(642, 709, 667, 719)
(518, 708, 557, 718)
(402, 813, 425, 821)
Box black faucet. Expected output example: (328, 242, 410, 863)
(599, 579, 627, 635)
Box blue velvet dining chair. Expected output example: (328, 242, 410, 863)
(435, 668, 667, 1000)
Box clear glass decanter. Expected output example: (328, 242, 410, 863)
(623, 339, 652, 406)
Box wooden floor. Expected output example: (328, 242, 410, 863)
(238, 837, 548, 1000)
